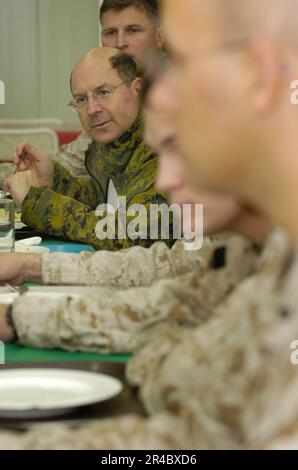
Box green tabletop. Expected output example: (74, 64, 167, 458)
(5, 344, 132, 364)
(8, 238, 130, 364)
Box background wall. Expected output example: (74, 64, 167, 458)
(0, 0, 101, 124)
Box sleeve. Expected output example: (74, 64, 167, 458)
(20, 184, 173, 250)
(50, 161, 99, 206)
(11, 235, 257, 354)
(10, 271, 211, 354)
(0, 412, 204, 450)
(41, 239, 213, 288)
(50, 131, 91, 178)
(126, 233, 259, 409)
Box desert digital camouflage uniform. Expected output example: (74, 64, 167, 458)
(1, 230, 298, 449)
(20, 114, 172, 250)
(10, 233, 257, 354)
(50, 131, 91, 178)
(41, 237, 215, 287)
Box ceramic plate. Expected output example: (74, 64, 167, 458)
(0, 369, 123, 418)
(15, 244, 50, 254)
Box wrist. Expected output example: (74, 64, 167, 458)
(22, 254, 42, 282)
(26, 254, 42, 282)
(39, 172, 53, 189)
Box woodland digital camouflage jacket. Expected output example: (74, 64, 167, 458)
(21, 115, 172, 250)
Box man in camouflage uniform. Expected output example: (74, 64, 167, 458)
(4, 48, 170, 251)
(53, 0, 163, 176)
(0, 0, 164, 180)
(0, 229, 292, 450)
(0, 103, 261, 354)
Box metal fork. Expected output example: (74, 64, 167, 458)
(12, 148, 27, 175)
(4, 283, 29, 296)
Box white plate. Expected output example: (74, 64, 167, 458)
(15, 244, 49, 254)
(15, 222, 27, 230)
(0, 291, 82, 304)
(0, 369, 123, 418)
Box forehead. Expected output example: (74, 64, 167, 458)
(163, 0, 221, 52)
(101, 6, 153, 28)
(71, 58, 119, 93)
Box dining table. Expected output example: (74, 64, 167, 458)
(9, 234, 132, 365)
(0, 235, 145, 430)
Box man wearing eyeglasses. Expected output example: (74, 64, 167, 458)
(38, 0, 164, 178)
(4, 47, 171, 250)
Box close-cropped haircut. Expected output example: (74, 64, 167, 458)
(100, 0, 159, 22)
(218, 0, 298, 46)
(109, 51, 138, 82)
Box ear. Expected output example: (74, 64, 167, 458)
(131, 77, 143, 96)
(245, 40, 286, 115)
(155, 26, 164, 50)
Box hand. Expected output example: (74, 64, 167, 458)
(3, 170, 39, 207)
(12, 142, 53, 189)
(0, 304, 13, 343)
(0, 253, 42, 284)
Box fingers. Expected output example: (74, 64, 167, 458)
(13, 142, 27, 166)
(12, 142, 42, 171)
(3, 176, 18, 204)
(3, 177, 11, 193)
(3, 173, 25, 207)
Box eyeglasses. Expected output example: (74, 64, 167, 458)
(68, 80, 131, 111)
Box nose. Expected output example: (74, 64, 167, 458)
(116, 31, 128, 50)
(156, 154, 183, 193)
(147, 71, 178, 115)
(87, 95, 103, 116)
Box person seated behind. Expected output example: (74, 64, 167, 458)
(100, 0, 163, 75)
(4, 48, 170, 251)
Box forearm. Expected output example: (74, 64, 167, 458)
(21, 188, 168, 250)
(41, 240, 205, 288)
(21, 188, 99, 244)
(0, 412, 190, 450)
(11, 287, 147, 353)
(11, 271, 213, 354)
(51, 161, 97, 205)
(22, 253, 42, 282)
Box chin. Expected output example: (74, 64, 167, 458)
(94, 135, 116, 145)
(92, 129, 119, 145)
(170, 191, 198, 207)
